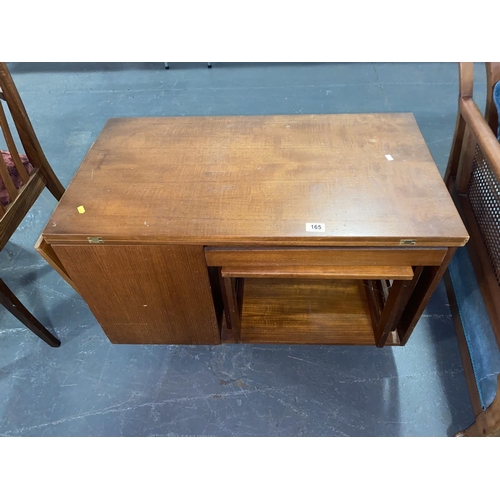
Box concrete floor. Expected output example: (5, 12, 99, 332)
(0, 62, 482, 436)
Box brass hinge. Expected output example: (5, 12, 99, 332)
(399, 239, 417, 246)
(87, 237, 104, 244)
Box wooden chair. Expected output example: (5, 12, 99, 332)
(444, 62, 500, 436)
(0, 62, 65, 347)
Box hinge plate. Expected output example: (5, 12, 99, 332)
(87, 237, 104, 244)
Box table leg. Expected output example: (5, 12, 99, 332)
(375, 267, 424, 347)
(219, 274, 241, 342)
(397, 248, 456, 345)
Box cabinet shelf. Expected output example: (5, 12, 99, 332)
(221, 278, 400, 346)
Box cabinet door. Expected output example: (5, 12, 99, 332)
(53, 244, 221, 344)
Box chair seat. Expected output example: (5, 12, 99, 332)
(0, 150, 34, 207)
(494, 81, 500, 140)
(448, 245, 500, 409)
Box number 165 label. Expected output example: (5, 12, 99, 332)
(306, 223, 325, 232)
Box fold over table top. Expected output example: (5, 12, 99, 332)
(42, 113, 469, 247)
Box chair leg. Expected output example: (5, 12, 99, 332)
(0, 278, 61, 347)
(456, 375, 500, 437)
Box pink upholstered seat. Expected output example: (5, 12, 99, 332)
(0, 150, 34, 207)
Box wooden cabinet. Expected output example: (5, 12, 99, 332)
(38, 114, 468, 346)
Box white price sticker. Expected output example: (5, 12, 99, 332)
(306, 223, 325, 232)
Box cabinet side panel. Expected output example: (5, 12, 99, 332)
(53, 245, 220, 344)
(35, 236, 79, 293)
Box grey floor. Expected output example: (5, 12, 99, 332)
(0, 62, 483, 436)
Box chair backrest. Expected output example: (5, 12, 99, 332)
(0, 62, 64, 250)
(444, 62, 500, 347)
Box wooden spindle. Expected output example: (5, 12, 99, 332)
(0, 149, 18, 203)
(0, 100, 29, 183)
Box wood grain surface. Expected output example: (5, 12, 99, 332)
(42, 113, 468, 247)
(205, 247, 447, 267)
(53, 244, 220, 344)
(232, 278, 393, 345)
(220, 265, 414, 280)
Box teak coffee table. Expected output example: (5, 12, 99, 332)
(37, 113, 469, 347)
